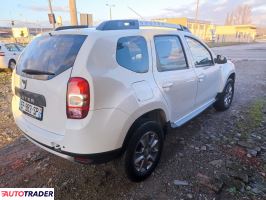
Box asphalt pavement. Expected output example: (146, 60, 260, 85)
(212, 42, 266, 61)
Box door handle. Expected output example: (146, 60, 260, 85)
(162, 82, 174, 89)
(198, 74, 206, 82)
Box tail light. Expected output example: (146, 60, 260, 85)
(67, 77, 90, 119)
(0, 52, 5, 56)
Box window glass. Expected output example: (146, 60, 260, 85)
(154, 36, 187, 72)
(16, 35, 87, 80)
(5, 44, 19, 52)
(185, 37, 213, 67)
(116, 36, 149, 73)
(15, 44, 24, 52)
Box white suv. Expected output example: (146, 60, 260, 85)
(12, 20, 235, 181)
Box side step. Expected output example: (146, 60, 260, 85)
(171, 99, 216, 128)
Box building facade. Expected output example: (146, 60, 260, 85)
(215, 25, 256, 43)
(154, 17, 215, 41)
(154, 17, 256, 43)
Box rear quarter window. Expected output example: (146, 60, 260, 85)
(116, 36, 149, 73)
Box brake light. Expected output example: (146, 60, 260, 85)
(0, 52, 5, 56)
(67, 77, 90, 119)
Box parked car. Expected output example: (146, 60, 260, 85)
(12, 20, 235, 181)
(0, 42, 23, 70)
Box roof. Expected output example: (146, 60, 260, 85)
(55, 20, 191, 33)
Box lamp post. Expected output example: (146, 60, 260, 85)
(195, 0, 200, 35)
(195, 0, 199, 21)
(106, 3, 115, 20)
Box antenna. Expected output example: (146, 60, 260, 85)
(128, 7, 145, 20)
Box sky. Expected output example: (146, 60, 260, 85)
(0, 0, 266, 27)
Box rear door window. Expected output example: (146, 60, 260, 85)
(116, 36, 149, 73)
(16, 34, 87, 80)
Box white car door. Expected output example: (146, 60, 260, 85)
(184, 36, 220, 108)
(152, 35, 197, 123)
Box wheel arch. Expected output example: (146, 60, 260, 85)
(228, 72, 236, 82)
(218, 61, 236, 93)
(121, 108, 168, 153)
(8, 59, 16, 69)
(9, 59, 16, 65)
(216, 72, 236, 100)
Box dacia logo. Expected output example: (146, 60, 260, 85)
(21, 79, 27, 89)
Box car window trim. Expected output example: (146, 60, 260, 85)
(154, 34, 189, 72)
(116, 35, 149, 73)
(185, 36, 215, 68)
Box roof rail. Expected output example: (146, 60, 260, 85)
(55, 25, 89, 31)
(139, 20, 183, 30)
(96, 19, 191, 32)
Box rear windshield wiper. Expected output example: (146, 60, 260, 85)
(22, 69, 55, 76)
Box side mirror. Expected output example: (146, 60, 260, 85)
(214, 55, 227, 64)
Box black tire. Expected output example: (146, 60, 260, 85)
(8, 60, 16, 70)
(124, 120, 164, 182)
(214, 78, 234, 111)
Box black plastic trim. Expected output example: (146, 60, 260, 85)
(15, 87, 46, 107)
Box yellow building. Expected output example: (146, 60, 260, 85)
(12, 27, 29, 38)
(215, 25, 256, 43)
(154, 17, 215, 41)
(154, 17, 256, 43)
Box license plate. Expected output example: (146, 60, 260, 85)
(19, 99, 43, 120)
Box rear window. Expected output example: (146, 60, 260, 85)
(5, 44, 19, 52)
(116, 36, 149, 73)
(16, 34, 87, 80)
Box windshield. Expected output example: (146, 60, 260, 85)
(16, 34, 87, 80)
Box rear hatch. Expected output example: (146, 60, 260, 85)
(13, 33, 87, 135)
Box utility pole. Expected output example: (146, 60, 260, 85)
(195, 0, 200, 35)
(47, 0, 55, 28)
(195, 0, 199, 21)
(69, 0, 78, 25)
(106, 3, 115, 20)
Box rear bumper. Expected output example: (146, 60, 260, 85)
(24, 133, 122, 164)
(12, 95, 130, 162)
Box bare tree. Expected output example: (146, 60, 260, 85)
(225, 4, 252, 25)
(225, 13, 234, 25)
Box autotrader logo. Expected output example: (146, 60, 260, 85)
(0, 188, 54, 199)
